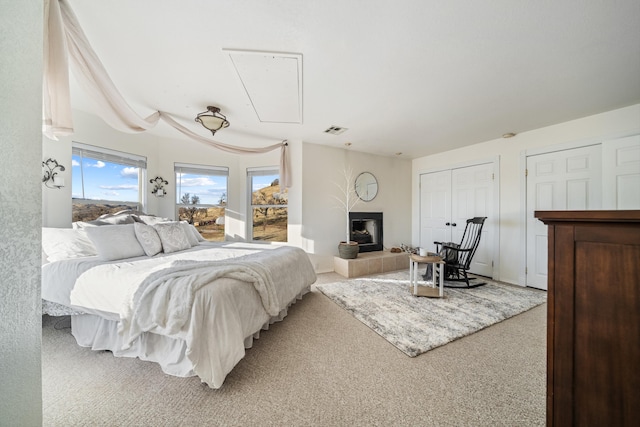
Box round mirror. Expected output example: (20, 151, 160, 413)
(354, 172, 378, 202)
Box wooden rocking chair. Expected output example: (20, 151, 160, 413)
(434, 217, 487, 288)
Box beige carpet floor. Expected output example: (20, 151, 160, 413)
(42, 272, 547, 426)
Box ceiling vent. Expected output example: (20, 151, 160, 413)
(324, 126, 348, 135)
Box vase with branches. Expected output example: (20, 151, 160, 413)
(331, 166, 361, 258)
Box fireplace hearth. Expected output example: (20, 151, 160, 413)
(349, 212, 383, 252)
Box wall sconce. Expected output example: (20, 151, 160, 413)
(42, 158, 66, 189)
(149, 176, 168, 197)
(195, 106, 230, 136)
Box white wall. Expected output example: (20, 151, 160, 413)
(0, 1, 43, 425)
(302, 143, 413, 272)
(412, 103, 640, 285)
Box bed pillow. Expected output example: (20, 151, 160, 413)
(180, 221, 200, 247)
(133, 222, 163, 256)
(85, 224, 146, 261)
(189, 223, 207, 242)
(42, 228, 98, 262)
(154, 222, 192, 253)
(136, 214, 174, 226)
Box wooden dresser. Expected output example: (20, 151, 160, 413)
(535, 210, 640, 426)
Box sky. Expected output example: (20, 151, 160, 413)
(72, 155, 279, 206)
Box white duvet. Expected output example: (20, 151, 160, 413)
(43, 242, 317, 388)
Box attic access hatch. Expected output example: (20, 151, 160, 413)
(224, 49, 303, 124)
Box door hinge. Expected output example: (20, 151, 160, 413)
(525, 169, 528, 177)
(525, 267, 528, 274)
(492, 173, 495, 180)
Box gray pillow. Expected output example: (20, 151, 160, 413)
(134, 222, 163, 256)
(154, 222, 192, 253)
(93, 213, 135, 225)
(137, 214, 174, 226)
(86, 224, 146, 261)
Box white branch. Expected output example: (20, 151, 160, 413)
(331, 166, 361, 242)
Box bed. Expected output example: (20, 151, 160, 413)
(41, 213, 317, 388)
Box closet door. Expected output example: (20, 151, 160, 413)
(602, 134, 640, 209)
(526, 145, 602, 290)
(419, 162, 495, 277)
(419, 170, 451, 253)
(451, 163, 494, 277)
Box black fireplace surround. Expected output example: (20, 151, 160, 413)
(349, 212, 383, 252)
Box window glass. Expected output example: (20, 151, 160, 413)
(248, 169, 288, 242)
(175, 163, 228, 242)
(72, 144, 146, 222)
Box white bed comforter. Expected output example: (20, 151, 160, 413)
(45, 243, 317, 388)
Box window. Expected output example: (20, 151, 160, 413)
(72, 143, 146, 222)
(175, 163, 228, 242)
(248, 168, 288, 242)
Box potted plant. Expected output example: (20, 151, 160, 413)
(332, 166, 361, 259)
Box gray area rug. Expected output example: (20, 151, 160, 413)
(316, 271, 547, 357)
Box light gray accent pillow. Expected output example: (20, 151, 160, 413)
(133, 222, 163, 256)
(154, 222, 192, 253)
(180, 221, 200, 247)
(86, 224, 146, 261)
(137, 214, 174, 226)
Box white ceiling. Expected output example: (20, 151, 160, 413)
(67, 0, 640, 159)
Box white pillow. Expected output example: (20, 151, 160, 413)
(154, 222, 192, 253)
(86, 224, 146, 261)
(42, 228, 98, 262)
(189, 223, 207, 242)
(180, 221, 200, 247)
(134, 222, 163, 256)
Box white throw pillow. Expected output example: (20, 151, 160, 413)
(154, 222, 192, 253)
(189, 223, 207, 242)
(86, 224, 146, 261)
(180, 221, 200, 247)
(134, 222, 163, 256)
(42, 228, 98, 262)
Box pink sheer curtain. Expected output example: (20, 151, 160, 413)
(42, 0, 290, 187)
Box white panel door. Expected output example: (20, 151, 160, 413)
(451, 163, 494, 277)
(603, 134, 640, 209)
(419, 170, 451, 253)
(420, 163, 494, 277)
(526, 145, 602, 290)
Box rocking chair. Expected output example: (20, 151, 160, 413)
(434, 217, 487, 288)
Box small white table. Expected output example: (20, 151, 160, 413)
(409, 253, 445, 298)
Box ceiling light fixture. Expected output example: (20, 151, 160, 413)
(502, 132, 517, 138)
(195, 106, 230, 136)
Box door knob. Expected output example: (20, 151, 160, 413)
(445, 222, 450, 226)
(452, 223, 457, 227)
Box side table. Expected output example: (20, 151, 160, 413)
(409, 253, 445, 298)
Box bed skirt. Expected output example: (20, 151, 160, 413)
(70, 286, 310, 382)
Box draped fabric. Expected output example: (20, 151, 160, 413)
(42, 0, 290, 187)
(43, 0, 73, 138)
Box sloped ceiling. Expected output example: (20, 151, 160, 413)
(67, 0, 640, 158)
